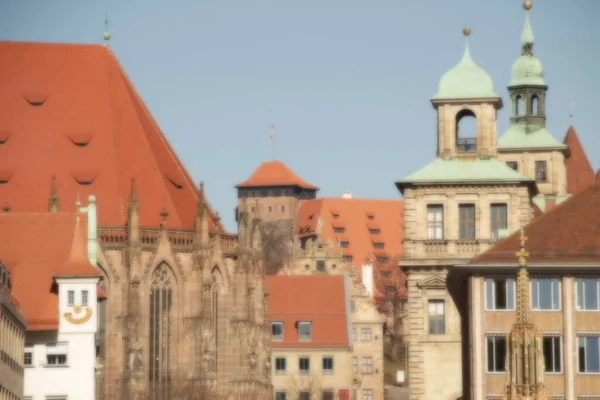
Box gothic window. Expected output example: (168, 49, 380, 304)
(149, 263, 175, 399)
(485, 278, 516, 311)
(515, 95, 525, 116)
(535, 160, 548, 183)
(459, 204, 476, 240)
(456, 109, 477, 153)
(427, 205, 444, 240)
(531, 95, 540, 115)
(487, 336, 506, 373)
(490, 204, 508, 241)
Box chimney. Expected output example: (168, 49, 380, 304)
(361, 263, 374, 298)
(341, 191, 352, 199)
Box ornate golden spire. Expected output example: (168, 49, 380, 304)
(515, 228, 532, 324)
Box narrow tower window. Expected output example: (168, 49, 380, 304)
(531, 95, 540, 115)
(455, 110, 477, 153)
(515, 95, 525, 116)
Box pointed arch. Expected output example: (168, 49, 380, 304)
(148, 262, 176, 399)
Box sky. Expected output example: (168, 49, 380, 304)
(1, 0, 599, 232)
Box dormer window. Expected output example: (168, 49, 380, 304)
(333, 227, 345, 233)
(369, 228, 381, 235)
(271, 321, 284, 341)
(298, 321, 312, 341)
(373, 242, 385, 249)
(340, 241, 350, 248)
(81, 290, 89, 306)
(67, 290, 75, 306)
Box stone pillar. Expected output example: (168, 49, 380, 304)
(563, 276, 575, 400)
(471, 275, 483, 400)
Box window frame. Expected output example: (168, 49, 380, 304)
(322, 356, 334, 375)
(360, 327, 373, 341)
(362, 357, 373, 374)
(578, 336, 600, 374)
(316, 260, 326, 272)
(299, 357, 310, 375)
(24, 346, 33, 367)
(362, 389, 374, 400)
(322, 390, 335, 400)
(577, 277, 600, 311)
(490, 203, 508, 241)
(271, 321, 284, 341)
(485, 278, 516, 311)
(81, 290, 89, 306)
(298, 321, 312, 341)
(428, 299, 446, 335)
(487, 335, 507, 373)
(67, 290, 75, 306)
(506, 161, 519, 171)
(458, 203, 476, 240)
(426, 204, 444, 240)
(531, 277, 562, 311)
(543, 335, 563, 374)
(274, 357, 287, 375)
(535, 160, 548, 183)
(275, 391, 287, 400)
(45, 343, 68, 366)
(353, 357, 358, 374)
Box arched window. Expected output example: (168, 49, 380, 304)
(531, 95, 540, 115)
(516, 95, 525, 116)
(149, 263, 175, 399)
(456, 109, 477, 153)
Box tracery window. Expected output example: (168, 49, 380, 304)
(149, 264, 175, 399)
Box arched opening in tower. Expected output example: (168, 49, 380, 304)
(455, 109, 477, 153)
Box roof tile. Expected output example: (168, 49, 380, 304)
(563, 126, 594, 194)
(236, 161, 318, 190)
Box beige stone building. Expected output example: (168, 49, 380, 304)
(0, 261, 27, 400)
(448, 176, 600, 399)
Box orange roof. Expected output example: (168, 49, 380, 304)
(472, 174, 600, 264)
(563, 126, 594, 195)
(236, 161, 318, 190)
(0, 212, 101, 330)
(267, 275, 349, 349)
(0, 41, 223, 231)
(297, 197, 404, 269)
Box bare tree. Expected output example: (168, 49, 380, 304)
(284, 373, 339, 399)
(373, 260, 408, 362)
(260, 220, 293, 275)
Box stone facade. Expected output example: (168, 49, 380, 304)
(0, 262, 26, 400)
(95, 186, 271, 399)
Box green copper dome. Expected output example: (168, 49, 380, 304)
(434, 41, 499, 100)
(509, 12, 546, 86)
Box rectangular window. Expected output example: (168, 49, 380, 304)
(67, 290, 75, 306)
(578, 336, 600, 373)
(428, 300, 445, 335)
(487, 336, 507, 373)
(299, 357, 310, 375)
(532, 278, 561, 311)
(369, 228, 381, 235)
(362, 357, 373, 374)
(275, 357, 286, 375)
(339, 241, 350, 248)
(535, 160, 548, 183)
(577, 278, 600, 310)
(373, 242, 385, 249)
(299, 393, 310, 400)
(485, 278, 516, 311)
(350, 300, 356, 313)
(316, 260, 326, 272)
(333, 227, 345, 233)
(506, 161, 518, 171)
(363, 389, 374, 400)
(322, 356, 334, 374)
(353, 357, 358, 374)
(271, 321, 284, 341)
(360, 328, 372, 341)
(352, 327, 356, 342)
(275, 392, 287, 400)
(322, 391, 334, 400)
(343, 255, 353, 262)
(46, 343, 68, 366)
(298, 321, 312, 341)
(490, 203, 508, 241)
(81, 290, 89, 306)
(24, 346, 33, 366)
(543, 336, 562, 373)
(459, 204, 476, 240)
(427, 205, 444, 240)
(377, 257, 389, 263)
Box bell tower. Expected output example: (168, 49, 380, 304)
(432, 28, 503, 159)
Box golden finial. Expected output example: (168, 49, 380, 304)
(515, 228, 530, 265)
(523, 1, 533, 11)
(463, 27, 472, 37)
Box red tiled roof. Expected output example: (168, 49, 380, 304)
(0, 212, 101, 330)
(296, 198, 404, 273)
(473, 174, 600, 264)
(0, 41, 223, 231)
(564, 126, 594, 195)
(236, 161, 318, 190)
(267, 275, 349, 349)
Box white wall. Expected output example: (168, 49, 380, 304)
(361, 264, 374, 298)
(24, 278, 99, 400)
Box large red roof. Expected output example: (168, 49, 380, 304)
(236, 161, 318, 190)
(472, 173, 600, 264)
(0, 41, 223, 231)
(0, 212, 101, 330)
(267, 275, 349, 349)
(563, 126, 594, 195)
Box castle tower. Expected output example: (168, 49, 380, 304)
(503, 228, 548, 400)
(497, 1, 570, 197)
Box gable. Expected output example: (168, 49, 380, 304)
(417, 275, 447, 289)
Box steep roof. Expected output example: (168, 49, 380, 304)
(472, 174, 600, 264)
(267, 275, 350, 349)
(498, 125, 567, 150)
(0, 41, 223, 231)
(0, 212, 101, 330)
(297, 197, 404, 269)
(563, 126, 594, 194)
(236, 161, 318, 190)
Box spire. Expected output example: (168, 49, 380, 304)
(460, 28, 475, 65)
(68, 214, 89, 264)
(521, 1, 535, 55)
(49, 174, 61, 212)
(129, 178, 139, 213)
(103, 15, 112, 46)
(515, 228, 532, 325)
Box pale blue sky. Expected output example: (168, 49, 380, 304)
(2, 0, 599, 231)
